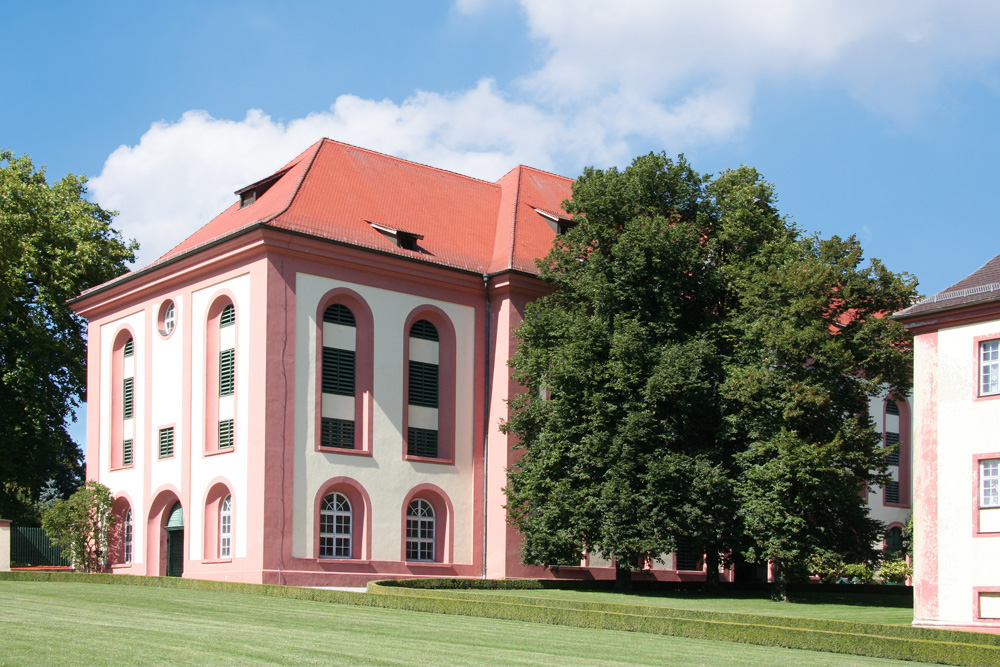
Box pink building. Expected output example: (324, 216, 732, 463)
(896, 255, 1000, 632)
(71, 139, 711, 585)
(72, 139, 912, 586)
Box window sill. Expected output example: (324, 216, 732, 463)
(317, 558, 372, 564)
(404, 454, 455, 466)
(883, 502, 911, 509)
(317, 446, 372, 457)
(201, 558, 232, 564)
(974, 392, 1000, 402)
(110, 562, 134, 570)
(204, 447, 236, 457)
(403, 561, 453, 568)
(109, 465, 135, 472)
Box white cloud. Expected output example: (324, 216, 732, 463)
(92, 0, 1000, 268)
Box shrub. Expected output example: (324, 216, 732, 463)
(878, 559, 912, 584)
(40, 481, 115, 572)
(841, 563, 874, 584)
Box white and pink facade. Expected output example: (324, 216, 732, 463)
(72, 139, 912, 586)
(896, 255, 1000, 632)
(71, 139, 715, 586)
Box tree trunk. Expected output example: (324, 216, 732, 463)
(770, 558, 788, 601)
(614, 562, 633, 593)
(704, 548, 720, 594)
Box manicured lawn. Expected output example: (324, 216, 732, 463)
(0, 581, 930, 666)
(486, 588, 915, 625)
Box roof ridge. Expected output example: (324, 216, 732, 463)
(262, 140, 324, 226)
(515, 163, 575, 183)
(508, 166, 525, 271)
(317, 137, 502, 188)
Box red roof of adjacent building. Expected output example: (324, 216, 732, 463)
(157, 138, 575, 276)
(895, 252, 1000, 319)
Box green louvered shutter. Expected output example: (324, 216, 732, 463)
(220, 304, 235, 327)
(220, 349, 235, 396)
(408, 361, 438, 408)
(123, 378, 134, 419)
(407, 427, 438, 458)
(218, 419, 234, 449)
(322, 347, 355, 395)
(159, 427, 174, 458)
(122, 439, 133, 467)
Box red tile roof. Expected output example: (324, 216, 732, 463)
(895, 252, 1000, 319)
(158, 139, 575, 276)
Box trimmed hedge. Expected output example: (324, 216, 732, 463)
(368, 578, 1000, 666)
(2, 572, 996, 666)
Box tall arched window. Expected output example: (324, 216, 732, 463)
(111, 329, 136, 470)
(219, 495, 232, 558)
(206, 297, 236, 453)
(321, 304, 356, 449)
(319, 493, 352, 558)
(123, 508, 133, 564)
(407, 320, 439, 458)
(882, 397, 912, 508)
(405, 499, 436, 562)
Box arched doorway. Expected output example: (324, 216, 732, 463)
(165, 502, 184, 577)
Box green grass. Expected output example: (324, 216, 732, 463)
(0, 581, 931, 667)
(481, 588, 915, 625)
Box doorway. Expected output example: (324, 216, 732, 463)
(165, 502, 184, 578)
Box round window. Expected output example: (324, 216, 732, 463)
(158, 300, 176, 337)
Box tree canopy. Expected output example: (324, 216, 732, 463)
(0, 151, 136, 523)
(502, 153, 916, 595)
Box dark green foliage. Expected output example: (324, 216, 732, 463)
(39, 480, 115, 572)
(0, 151, 136, 522)
(503, 152, 917, 596)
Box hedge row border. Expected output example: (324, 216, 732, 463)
(2, 572, 996, 666)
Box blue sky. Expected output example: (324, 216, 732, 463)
(8, 1, 1000, 445)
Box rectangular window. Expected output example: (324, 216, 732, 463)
(674, 542, 702, 571)
(407, 427, 438, 458)
(885, 431, 900, 466)
(218, 419, 234, 449)
(982, 460, 1000, 508)
(884, 480, 900, 504)
(322, 347, 355, 396)
(122, 439, 133, 467)
(982, 341, 1000, 396)
(220, 349, 235, 396)
(321, 417, 355, 449)
(408, 361, 439, 408)
(159, 427, 174, 459)
(123, 378, 134, 420)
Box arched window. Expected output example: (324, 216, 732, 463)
(111, 329, 136, 470)
(123, 508, 133, 564)
(319, 492, 352, 558)
(219, 495, 232, 558)
(206, 297, 236, 453)
(407, 320, 439, 458)
(882, 396, 911, 507)
(405, 499, 436, 562)
(321, 304, 357, 449)
(885, 525, 903, 559)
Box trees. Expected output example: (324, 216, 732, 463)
(40, 480, 116, 572)
(0, 151, 136, 523)
(502, 153, 916, 595)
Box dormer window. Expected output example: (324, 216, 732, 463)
(534, 207, 576, 235)
(234, 168, 288, 209)
(368, 221, 423, 252)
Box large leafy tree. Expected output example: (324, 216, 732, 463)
(0, 151, 136, 523)
(503, 153, 916, 595)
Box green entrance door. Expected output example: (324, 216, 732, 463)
(165, 502, 184, 578)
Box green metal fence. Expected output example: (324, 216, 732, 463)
(11, 526, 71, 567)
